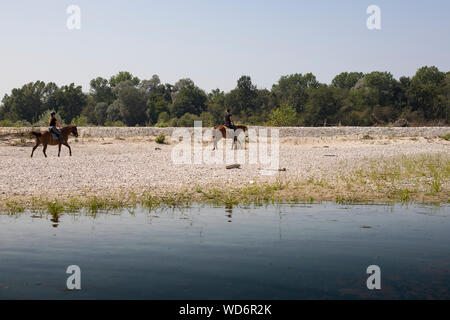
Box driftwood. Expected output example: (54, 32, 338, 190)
(226, 164, 241, 169)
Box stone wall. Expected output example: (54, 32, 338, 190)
(1, 126, 448, 138)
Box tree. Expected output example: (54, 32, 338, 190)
(272, 73, 320, 113)
(331, 72, 364, 89)
(146, 93, 170, 124)
(304, 86, 340, 126)
(109, 71, 140, 87)
(170, 84, 207, 118)
(90, 77, 114, 104)
(361, 71, 397, 107)
(206, 89, 226, 125)
(94, 102, 109, 125)
(225, 76, 259, 119)
(106, 100, 123, 123)
(408, 66, 446, 120)
(54, 83, 87, 124)
(139, 75, 162, 98)
(117, 86, 147, 126)
(0, 81, 48, 123)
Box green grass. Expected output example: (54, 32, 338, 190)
(5, 201, 25, 214)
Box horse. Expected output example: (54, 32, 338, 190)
(213, 125, 248, 150)
(30, 125, 79, 158)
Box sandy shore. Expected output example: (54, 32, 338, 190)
(0, 126, 449, 208)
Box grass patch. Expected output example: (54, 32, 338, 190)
(362, 134, 374, 140)
(5, 201, 25, 214)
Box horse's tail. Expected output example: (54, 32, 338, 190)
(31, 131, 42, 138)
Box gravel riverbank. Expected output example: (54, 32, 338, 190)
(0, 126, 448, 207)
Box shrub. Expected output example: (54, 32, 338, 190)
(104, 121, 126, 127)
(157, 112, 170, 124)
(269, 104, 297, 126)
(177, 113, 199, 127)
(0, 119, 14, 127)
(199, 112, 214, 127)
(168, 118, 178, 127)
(71, 115, 89, 126)
(155, 134, 166, 144)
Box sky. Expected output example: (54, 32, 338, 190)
(0, 0, 449, 97)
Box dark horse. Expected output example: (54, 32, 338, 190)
(213, 125, 248, 150)
(31, 125, 79, 158)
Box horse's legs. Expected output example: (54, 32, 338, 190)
(58, 143, 61, 157)
(213, 129, 221, 151)
(231, 131, 236, 150)
(43, 144, 47, 158)
(213, 135, 220, 151)
(63, 142, 72, 156)
(30, 141, 40, 158)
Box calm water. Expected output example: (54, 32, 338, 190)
(0, 203, 449, 300)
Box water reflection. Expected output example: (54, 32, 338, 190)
(225, 204, 233, 222)
(0, 203, 448, 299)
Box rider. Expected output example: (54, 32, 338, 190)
(49, 111, 62, 143)
(224, 109, 235, 130)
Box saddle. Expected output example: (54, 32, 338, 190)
(48, 128, 61, 141)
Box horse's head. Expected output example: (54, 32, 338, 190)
(238, 125, 248, 137)
(71, 125, 79, 137)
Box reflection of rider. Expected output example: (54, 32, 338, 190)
(49, 112, 62, 142)
(224, 109, 235, 130)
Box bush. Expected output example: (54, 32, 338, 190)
(0, 119, 15, 127)
(269, 104, 297, 126)
(0, 119, 30, 127)
(176, 113, 199, 127)
(71, 115, 89, 126)
(157, 111, 170, 124)
(155, 134, 166, 144)
(104, 121, 126, 127)
(168, 118, 178, 127)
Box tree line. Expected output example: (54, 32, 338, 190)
(0, 66, 448, 128)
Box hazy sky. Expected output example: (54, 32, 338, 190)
(0, 0, 449, 97)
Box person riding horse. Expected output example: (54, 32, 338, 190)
(224, 109, 235, 130)
(49, 111, 63, 143)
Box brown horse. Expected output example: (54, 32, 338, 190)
(30, 125, 79, 158)
(213, 125, 248, 150)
